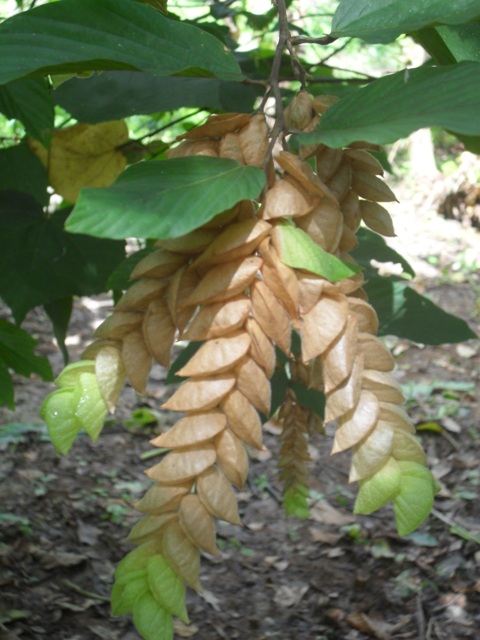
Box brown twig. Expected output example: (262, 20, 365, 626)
(291, 35, 337, 46)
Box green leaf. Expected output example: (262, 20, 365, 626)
(44, 297, 73, 364)
(354, 457, 402, 514)
(40, 389, 83, 455)
(269, 364, 289, 416)
(67, 157, 265, 240)
(0, 0, 243, 85)
(54, 72, 257, 123)
(0, 79, 53, 141)
(289, 381, 325, 419)
(364, 277, 477, 344)
(132, 592, 174, 640)
(115, 542, 161, 577)
(299, 62, 480, 148)
(147, 555, 188, 622)
(73, 372, 108, 441)
(0, 363, 15, 410)
(283, 483, 311, 519)
(0, 191, 125, 322)
(332, 0, 480, 43)
(106, 247, 153, 291)
(393, 462, 437, 535)
(111, 572, 149, 616)
(352, 227, 415, 278)
(0, 147, 48, 205)
(274, 224, 361, 282)
(55, 361, 95, 389)
(0, 318, 53, 381)
(434, 23, 480, 61)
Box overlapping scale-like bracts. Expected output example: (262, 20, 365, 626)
(88, 113, 285, 592)
(45, 98, 430, 626)
(274, 91, 426, 494)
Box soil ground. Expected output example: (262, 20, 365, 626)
(1, 176, 479, 640)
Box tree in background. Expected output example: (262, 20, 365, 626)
(0, 1, 478, 638)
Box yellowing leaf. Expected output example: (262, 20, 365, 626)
(301, 295, 348, 362)
(176, 332, 251, 378)
(261, 178, 313, 220)
(149, 411, 226, 449)
(131, 249, 187, 280)
(350, 423, 394, 482)
(115, 278, 165, 311)
(29, 121, 128, 202)
(357, 333, 395, 372)
(325, 354, 363, 423)
(182, 257, 262, 307)
(146, 444, 216, 484)
(251, 280, 291, 355)
(238, 114, 270, 167)
(95, 344, 125, 412)
(122, 329, 152, 394)
(332, 389, 379, 453)
(244, 317, 276, 379)
(277, 151, 338, 202)
(143, 299, 176, 369)
(362, 370, 404, 404)
(135, 483, 192, 515)
(196, 466, 241, 525)
(161, 374, 236, 412)
(235, 356, 271, 416)
(214, 428, 249, 488)
(161, 520, 201, 590)
(192, 219, 271, 268)
(128, 512, 177, 544)
(352, 171, 397, 202)
(323, 314, 358, 393)
(181, 296, 251, 341)
(94, 311, 144, 340)
(221, 389, 263, 449)
(360, 200, 396, 237)
(179, 494, 219, 556)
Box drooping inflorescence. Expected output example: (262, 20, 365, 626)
(41, 96, 436, 639)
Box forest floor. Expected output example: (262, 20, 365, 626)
(0, 171, 479, 640)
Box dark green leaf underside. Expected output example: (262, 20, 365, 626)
(0, 0, 243, 86)
(299, 62, 480, 148)
(332, 0, 480, 43)
(67, 157, 266, 240)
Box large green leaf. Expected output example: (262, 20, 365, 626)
(0, 191, 125, 322)
(66, 157, 265, 240)
(54, 72, 257, 123)
(331, 0, 480, 43)
(364, 277, 477, 344)
(299, 62, 480, 148)
(0, 319, 53, 381)
(0, 0, 243, 86)
(0, 145, 48, 205)
(0, 78, 53, 141)
(434, 23, 480, 62)
(352, 227, 415, 278)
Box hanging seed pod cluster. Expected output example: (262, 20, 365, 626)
(41, 96, 436, 637)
